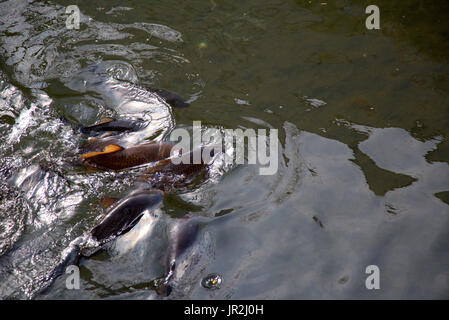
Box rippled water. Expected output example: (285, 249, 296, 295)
(0, 0, 448, 299)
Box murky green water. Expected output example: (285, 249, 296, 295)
(0, 0, 448, 299)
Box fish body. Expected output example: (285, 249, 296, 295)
(81, 141, 174, 171)
(88, 189, 164, 250)
(137, 147, 215, 191)
(64, 62, 189, 141)
(164, 217, 199, 275)
(79, 118, 149, 136)
(156, 217, 200, 296)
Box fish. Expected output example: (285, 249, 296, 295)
(164, 217, 199, 278)
(63, 62, 189, 140)
(78, 117, 150, 136)
(81, 189, 164, 256)
(80, 141, 175, 171)
(38, 189, 164, 295)
(148, 87, 190, 108)
(136, 146, 217, 191)
(156, 216, 200, 296)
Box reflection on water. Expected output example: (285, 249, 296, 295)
(0, 0, 448, 299)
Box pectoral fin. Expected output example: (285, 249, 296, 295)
(157, 158, 172, 165)
(80, 144, 124, 159)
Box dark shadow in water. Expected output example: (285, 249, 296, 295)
(351, 148, 417, 196)
(435, 191, 449, 206)
(426, 138, 449, 165)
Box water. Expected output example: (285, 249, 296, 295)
(0, 0, 448, 299)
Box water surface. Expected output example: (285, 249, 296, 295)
(0, 0, 448, 299)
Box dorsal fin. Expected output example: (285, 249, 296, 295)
(80, 144, 124, 159)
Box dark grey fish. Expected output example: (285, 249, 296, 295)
(88, 189, 164, 250)
(37, 189, 163, 297)
(63, 61, 175, 139)
(149, 87, 190, 108)
(157, 217, 200, 296)
(79, 117, 150, 136)
(164, 217, 199, 275)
